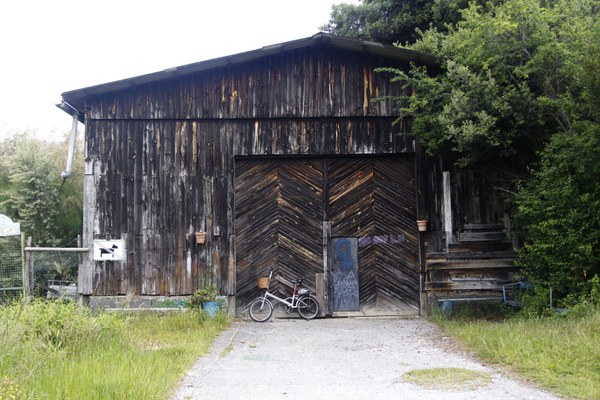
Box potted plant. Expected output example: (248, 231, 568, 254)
(416, 215, 429, 232)
(190, 284, 219, 317)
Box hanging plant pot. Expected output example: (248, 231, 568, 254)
(417, 220, 428, 232)
(195, 231, 207, 244)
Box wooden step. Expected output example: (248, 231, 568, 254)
(426, 280, 513, 291)
(463, 223, 505, 231)
(427, 259, 518, 271)
(427, 250, 518, 260)
(449, 241, 513, 253)
(459, 231, 508, 242)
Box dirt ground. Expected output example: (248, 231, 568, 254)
(171, 317, 563, 400)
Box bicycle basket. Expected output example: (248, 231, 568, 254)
(257, 277, 270, 289)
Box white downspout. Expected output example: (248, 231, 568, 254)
(61, 113, 79, 179)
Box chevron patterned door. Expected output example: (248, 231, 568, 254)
(235, 158, 324, 306)
(328, 157, 419, 313)
(235, 156, 418, 313)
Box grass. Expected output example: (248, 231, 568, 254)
(432, 304, 600, 399)
(0, 299, 230, 399)
(403, 367, 492, 391)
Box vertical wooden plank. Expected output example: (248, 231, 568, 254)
(22, 235, 30, 298)
(81, 155, 97, 295)
(204, 176, 213, 285)
(227, 234, 236, 295)
(315, 272, 325, 316)
(443, 171, 453, 249)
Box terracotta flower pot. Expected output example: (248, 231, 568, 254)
(195, 231, 207, 244)
(417, 220, 428, 232)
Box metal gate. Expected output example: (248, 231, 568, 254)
(0, 215, 22, 300)
(234, 156, 419, 314)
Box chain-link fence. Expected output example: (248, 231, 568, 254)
(0, 235, 23, 301)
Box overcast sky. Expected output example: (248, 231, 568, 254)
(0, 0, 357, 141)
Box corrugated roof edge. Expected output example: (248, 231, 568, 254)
(58, 32, 435, 118)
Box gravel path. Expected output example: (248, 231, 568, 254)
(171, 317, 563, 400)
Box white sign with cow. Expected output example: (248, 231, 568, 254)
(93, 240, 126, 261)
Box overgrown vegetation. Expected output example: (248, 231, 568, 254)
(435, 309, 600, 399)
(0, 132, 83, 247)
(432, 281, 600, 399)
(321, 0, 505, 45)
(0, 299, 229, 399)
(327, 0, 600, 302)
(515, 128, 600, 298)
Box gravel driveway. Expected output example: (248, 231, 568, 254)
(171, 317, 563, 400)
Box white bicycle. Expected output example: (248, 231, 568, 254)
(248, 269, 319, 322)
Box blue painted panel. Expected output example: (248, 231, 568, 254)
(332, 237, 359, 311)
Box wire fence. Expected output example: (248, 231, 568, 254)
(24, 247, 83, 300)
(0, 235, 23, 301)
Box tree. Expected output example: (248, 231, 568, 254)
(0, 133, 83, 246)
(515, 124, 600, 298)
(381, 0, 600, 168)
(321, 0, 504, 45)
(377, 0, 600, 297)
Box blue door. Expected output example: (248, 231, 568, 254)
(331, 237, 359, 311)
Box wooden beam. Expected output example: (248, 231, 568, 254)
(80, 157, 98, 296)
(442, 171, 452, 248)
(426, 281, 512, 291)
(427, 259, 519, 270)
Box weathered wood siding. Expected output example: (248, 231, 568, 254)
(417, 154, 511, 244)
(87, 48, 408, 121)
(417, 151, 519, 301)
(83, 47, 414, 296)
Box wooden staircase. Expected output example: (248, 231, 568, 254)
(425, 224, 519, 300)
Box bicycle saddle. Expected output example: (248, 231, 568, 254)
(290, 278, 303, 285)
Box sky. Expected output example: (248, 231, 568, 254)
(0, 0, 358, 141)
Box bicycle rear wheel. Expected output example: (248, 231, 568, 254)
(249, 297, 273, 322)
(297, 295, 319, 320)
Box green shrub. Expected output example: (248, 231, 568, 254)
(189, 284, 219, 309)
(520, 286, 554, 317)
(515, 124, 600, 300)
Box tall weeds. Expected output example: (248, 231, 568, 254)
(0, 299, 229, 399)
(434, 304, 600, 399)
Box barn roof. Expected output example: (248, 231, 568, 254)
(58, 32, 435, 120)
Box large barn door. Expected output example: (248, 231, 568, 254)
(328, 157, 419, 313)
(235, 156, 418, 314)
(235, 159, 323, 307)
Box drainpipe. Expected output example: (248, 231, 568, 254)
(61, 111, 79, 180)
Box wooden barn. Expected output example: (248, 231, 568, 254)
(58, 33, 518, 315)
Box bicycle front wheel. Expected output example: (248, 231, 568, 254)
(297, 295, 319, 320)
(248, 297, 273, 322)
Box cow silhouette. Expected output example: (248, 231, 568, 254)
(99, 244, 118, 258)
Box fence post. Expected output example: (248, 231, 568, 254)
(22, 236, 32, 298)
(76, 235, 90, 306)
(21, 233, 27, 298)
